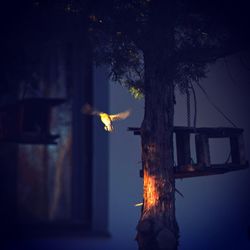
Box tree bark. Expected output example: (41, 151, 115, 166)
(136, 49, 179, 250)
(135, 2, 179, 249)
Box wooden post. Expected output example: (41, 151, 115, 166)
(230, 134, 246, 165)
(175, 131, 191, 166)
(195, 134, 210, 167)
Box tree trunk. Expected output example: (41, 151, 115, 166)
(136, 49, 179, 250)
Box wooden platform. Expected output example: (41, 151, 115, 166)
(174, 163, 249, 179)
(128, 126, 244, 136)
(128, 126, 249, 178)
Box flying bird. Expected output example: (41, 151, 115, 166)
(82, 104, 131, 132)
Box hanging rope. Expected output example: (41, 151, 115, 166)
(185, 82, 198, 129)
(195, 80, 238, 128)
(185, 82, 198, 165)
(187, 79, 238, 164)
(186, 86, 191, 127)
(189, 82, 197, 128)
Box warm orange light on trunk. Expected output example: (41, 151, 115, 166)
(143, 171, 159, 210)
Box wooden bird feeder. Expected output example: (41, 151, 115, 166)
(0, 98, 65, 144)
(128, 126, 249, 179)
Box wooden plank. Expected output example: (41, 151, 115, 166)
(230, 134, 246, 165)
(195, 134, 210, 167)
(175, 131, 191, 166)
(129, 126, 248, 168)
(174, 163, 249, 179)
(174, 126, 243, 137)
(128, 126, 243, 137)
(197, 128, 243, 138)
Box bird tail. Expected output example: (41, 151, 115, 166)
(82, 103, 99, 116)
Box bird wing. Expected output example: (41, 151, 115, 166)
(82, 104, 100, 116)
(109, 110, 131, 121)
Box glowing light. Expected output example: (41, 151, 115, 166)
(144, 171, 159, 209)
(182, 164, 195, 172)
(134, 202, 143, 207)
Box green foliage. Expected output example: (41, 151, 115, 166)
(129, 86, 144, 100)
(88, 0, 238, 98)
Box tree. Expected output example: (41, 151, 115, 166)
(2, 1, 249, 249)
(89, 1, 250, 249)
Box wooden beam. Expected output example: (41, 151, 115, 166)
(195, 134, 210, 167)
(128, 126, 244, 137)
(174, 126, 243, 137)
(174, 163, 249, 179)
(230, 134, 246, 165)
(175, 131, 191, 166)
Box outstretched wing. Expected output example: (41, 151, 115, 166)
(109, 110, 131, 121)
(82, 104, 100, 116)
